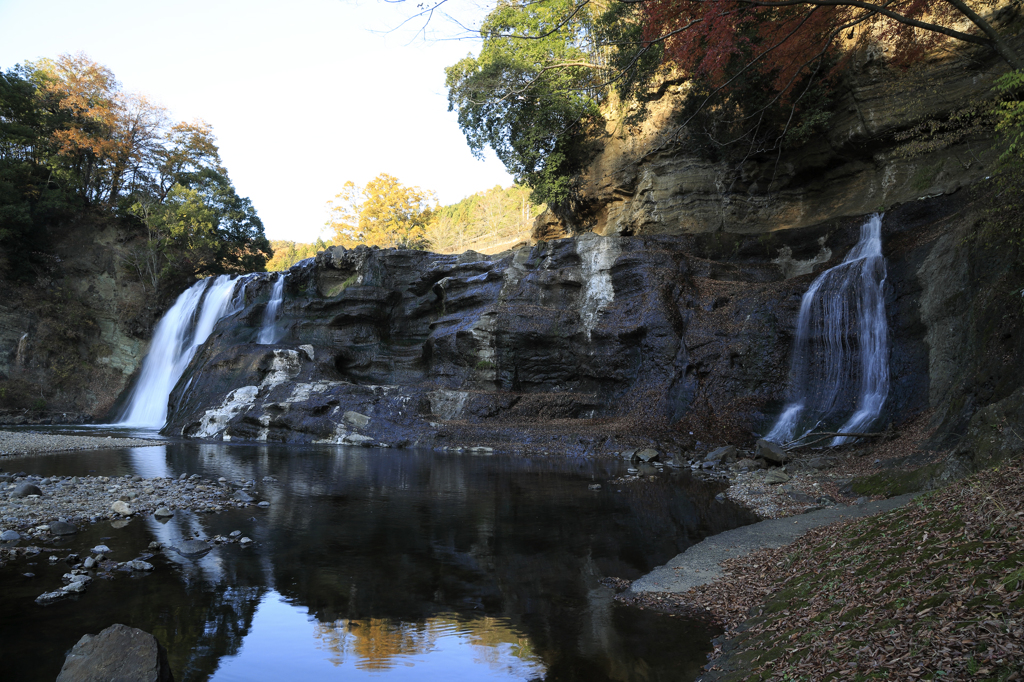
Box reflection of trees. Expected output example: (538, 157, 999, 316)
(101, 444, 757, 681)
(312, 615, 542, 677)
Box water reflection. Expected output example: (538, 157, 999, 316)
(1, 444, 756, 681)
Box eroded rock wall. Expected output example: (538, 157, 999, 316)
(541, 41, 1005, 239)
(0, 220, 164, 422)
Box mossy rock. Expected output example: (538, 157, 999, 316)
(850, 462, 944, 497)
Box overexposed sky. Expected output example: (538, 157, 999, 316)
(0, 0, 511, 242)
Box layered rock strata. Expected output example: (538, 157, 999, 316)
(155, 192, 1022, 461)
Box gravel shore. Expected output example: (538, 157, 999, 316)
(0, 429, 161, 457)
(1, 471, 270, 539)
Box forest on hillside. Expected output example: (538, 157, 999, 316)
(267, 181, 541, 270)
(0, 53, 271, 289)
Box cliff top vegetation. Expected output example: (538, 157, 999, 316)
(0, 52, 272, 288)
(442, 0, 1024, 212)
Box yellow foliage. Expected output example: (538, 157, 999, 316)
(326, 173, 436, 250)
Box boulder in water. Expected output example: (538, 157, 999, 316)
(175, 540, 211, 559)
(634, 448, 659, 463)
(1, 529, 21, 542)
(50, 521, 78, 535)
(56, 624, 174, 682)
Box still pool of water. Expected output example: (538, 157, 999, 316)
(0, 441, 756, 681)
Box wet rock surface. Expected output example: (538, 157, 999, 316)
(56, 623, 174, 682)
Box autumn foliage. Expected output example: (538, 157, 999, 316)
(640, 0, 992, 100)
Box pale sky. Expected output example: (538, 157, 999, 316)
(0, 0, 512, 242)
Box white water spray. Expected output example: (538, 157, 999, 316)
(116, 275, 242, 428)
(257, 274, 286, 344)
(766, 214, 889, 446)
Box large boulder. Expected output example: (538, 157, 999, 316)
(705, 445, 737, 463)
(11, 482, 42, 498)
(756, 439, 789, 464)
(56, 624, 174, 682)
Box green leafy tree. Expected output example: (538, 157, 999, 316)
(445, 0, 605, 210)
(327, 173, 436, 249)
(443, 0, 1024, 212)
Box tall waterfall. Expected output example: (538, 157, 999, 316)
(766, 214, 889, 446)
(257, 274, 286, 344)
(116, 275, 242, 428)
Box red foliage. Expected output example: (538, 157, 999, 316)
(640, 0, 983, 101)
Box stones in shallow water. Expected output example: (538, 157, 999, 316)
(588, 483, 602, 491)
(233, 490, 254, 503)
(239, 537, 253, 546)
(126, 560, 154, 571)
(1, 529, 21, 542)
(50, 521, 78, 535)
(110, 501, 132, 516)
(175, 540, 211, 559)
(56, 623, 174, 682)
(257, 501, 270, 508)
(36, 574, 92, 604)
(153, 507, 174, 519)
(92, 545, 111, 554)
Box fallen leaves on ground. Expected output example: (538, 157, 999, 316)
(626, 455, 1024, 681)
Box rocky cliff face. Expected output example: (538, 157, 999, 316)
(0, 220, 163, 422)
(538, 42, 1004, 239)
(159, 188, 1022, 464)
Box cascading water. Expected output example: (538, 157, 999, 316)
(116, 275, 243, 428)
(766, 214, 889, 446)
(257, 274, 286, 344)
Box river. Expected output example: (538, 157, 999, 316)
(0, 438, 756, 681)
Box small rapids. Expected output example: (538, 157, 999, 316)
(767, 214, 889, 446)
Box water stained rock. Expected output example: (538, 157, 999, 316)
(174, 540, 212, 559)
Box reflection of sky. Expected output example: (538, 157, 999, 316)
(127, 446, 171, 478)
(212, 593, 545, 681)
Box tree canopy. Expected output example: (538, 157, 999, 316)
(327, 173, 436, 250)
(444, 0, 1022, 203)
(0, 53, 271, 285)
(445, 0, 606, 210)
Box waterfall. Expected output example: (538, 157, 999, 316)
(116, 275, 242, 428)
(766, 214, 889, 446)
(257, 274, 286, 344)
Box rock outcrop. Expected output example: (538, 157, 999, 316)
(0, 219, 166, 421)
(540, 40, 1004, 239)
(155, 189, 1023, 462)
